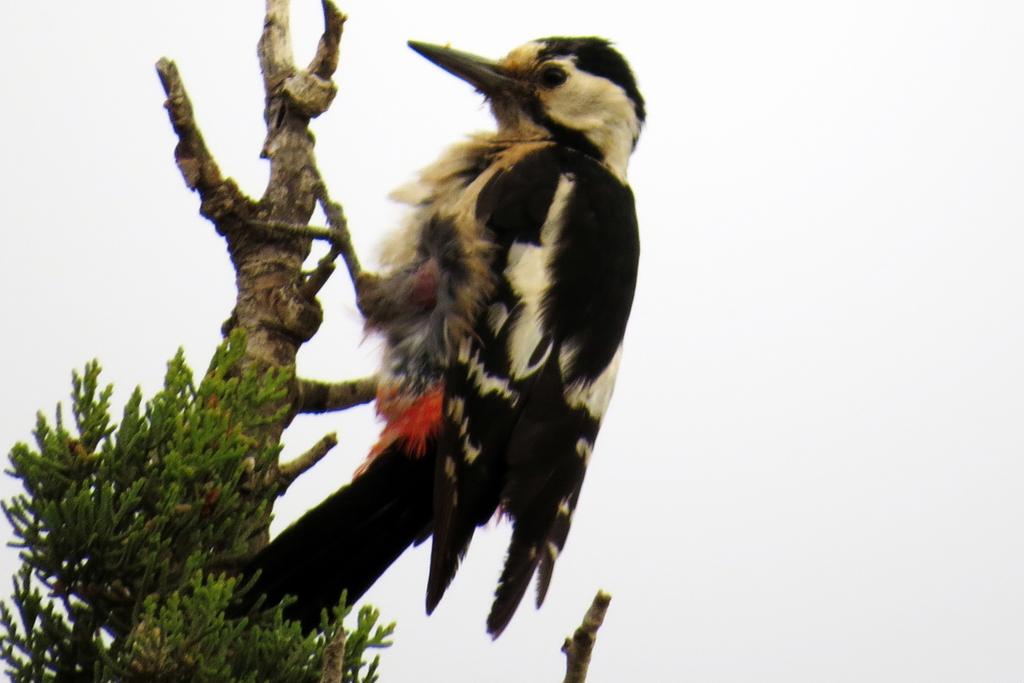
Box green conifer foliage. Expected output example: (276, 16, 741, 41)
(1, 332, 392, 682)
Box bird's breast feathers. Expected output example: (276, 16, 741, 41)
(378, 135, 639, 395)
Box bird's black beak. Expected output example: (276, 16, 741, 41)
(408, 41, 518, 96)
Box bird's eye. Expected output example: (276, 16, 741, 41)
(539, 66, 568, 88)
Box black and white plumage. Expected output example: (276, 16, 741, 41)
(240, 36, 644, 638)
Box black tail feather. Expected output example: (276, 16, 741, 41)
(233, 445, 434, 631)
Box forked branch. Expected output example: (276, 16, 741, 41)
(156, 0, 369, 515)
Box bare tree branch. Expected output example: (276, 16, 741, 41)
(283, 2, 345, 118)
(279, 433, 339, 488)
(155, 59, 254, 235)
(154, 58, 225, 195)
(309, 0, 346, 79)
(246, 219, 342, 243)
(318, 625, 347, 683)
(297, 377, 377, 414)
(318, 182, 363, 284)
(242, 194, 359, 300)
(158, 1, 365, 550)
(562, 591, 612, 683)
(302, 243, 343, 299)
(259, 0, 297, 84)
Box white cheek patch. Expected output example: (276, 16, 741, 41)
(503, 174, 575, 378)
(542, 66, 640, 180)
(542, 60, 608, 124)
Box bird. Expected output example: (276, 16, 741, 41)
(238, 36, 645, 638)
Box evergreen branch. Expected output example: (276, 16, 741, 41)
(278, 433, 338, 488)
(561, 590, 612, 683)
(318, 625, 346, 683)
(296, 378, 377, 415)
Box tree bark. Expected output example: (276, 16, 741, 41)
(157, 0, 361, 548)
(562, 591, 612, 683)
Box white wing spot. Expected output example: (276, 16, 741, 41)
(575, 438, 593, 464)
(446, 396, 465, 423)
(559, 342, 580, 379)
(461, 434, 482, 465)
(504, 175, 575, 379)
(504, 243, 548, 378)
(564, 345, 624, 420)
(449, 399, 481, 464)
(457, 338, 518, 402)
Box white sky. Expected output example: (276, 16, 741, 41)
(2, 1, 1023, 680)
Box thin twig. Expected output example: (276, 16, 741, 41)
(247, 219, 341, 244)
(318, 624, 347, 683)
(298, 178, 355, 299)
(317, 181, 363, 284)
(302, 244, 342, 299)
(278, 433, 338, 487)
(562, 591, 612, 683)
(297, 377, 377, 414)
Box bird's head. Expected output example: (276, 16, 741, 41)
(409, 37, 645, 177)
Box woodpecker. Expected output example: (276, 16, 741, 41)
(241, 36, 644, 638)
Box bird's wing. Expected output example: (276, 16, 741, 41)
(425, 145, 562, 613)
(427, 146, 641, 637)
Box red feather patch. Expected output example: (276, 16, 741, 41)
(358, 384, 444, 477)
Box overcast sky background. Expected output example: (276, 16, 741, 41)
(2, 1, 1023, 681)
